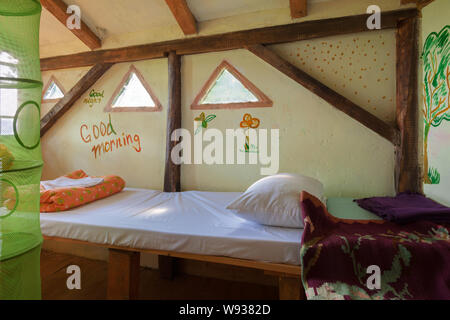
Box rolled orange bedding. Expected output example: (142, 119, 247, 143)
(40, 170, 125, 212)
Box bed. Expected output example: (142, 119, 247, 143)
(301, 192, 450, 300)
(41, 188, 302, 265)
(41, 188, 304, 299)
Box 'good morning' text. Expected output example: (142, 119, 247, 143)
(80, 116, 142, 159)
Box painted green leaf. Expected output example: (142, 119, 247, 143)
(422, 25, 450, 127)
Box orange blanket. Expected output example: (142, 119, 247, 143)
(40, 170, 125, 212)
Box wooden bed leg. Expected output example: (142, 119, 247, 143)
(107, 249, 140, 300)
(278, 276, 306, 300)
(158, 255, 175, 280)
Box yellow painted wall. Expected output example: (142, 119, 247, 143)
(41, 59, 168, 190)
(39, 2, 415, 270)
(42, 29, 397, 197)
(41, 67, 90, 117)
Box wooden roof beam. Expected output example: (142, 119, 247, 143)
(290, 0, 307, 19)
(165, 0, 197, 35)
(40, 0, 102, 50)
(40, 63, 112, 136)
(401, 0, 435, 9)
(246, 44, 400, 145)
(40, 9, 418, 71)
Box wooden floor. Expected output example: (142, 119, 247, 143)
(41, 250, 278, 300)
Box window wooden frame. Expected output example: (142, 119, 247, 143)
(104, 64, 163, 112)
(191, 60, 273, 110)
(42, 75, 66, 103)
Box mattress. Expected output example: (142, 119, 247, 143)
(326, 197, 382, 221)
(40, 188, 303, 265)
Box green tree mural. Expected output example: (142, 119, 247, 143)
(422, 25, 450, 184)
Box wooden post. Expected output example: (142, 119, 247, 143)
(160, 51, 182, 279)
(278, 276, 306, 300)
(395, 17, 422, 194)
(107, 249, 140, 300)
(164, 51, 182, 193)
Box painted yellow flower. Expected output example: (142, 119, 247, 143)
(240, 113, 260, 152)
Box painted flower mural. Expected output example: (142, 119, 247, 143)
(240, 113, 260, 152)
(194, 112, 216, 135)
(422, 25, 450, 184)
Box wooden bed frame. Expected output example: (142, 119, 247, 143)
(40, 9, 421, 300)
(43, 235, 304, 300)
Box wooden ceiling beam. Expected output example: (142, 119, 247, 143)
(40, 63, 112, 136)
(401, 0, 435, 9)
(40, 0, 102, 50)
(290, 0, 307, 19)
(165, 0, 197, 35)
(40, 9, 417, 71)
(246, 44, 400, 145)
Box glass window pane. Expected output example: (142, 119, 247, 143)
(112, 72, 155, 108)
(43, 81, 64, 100)
(201, 69, 258, 104)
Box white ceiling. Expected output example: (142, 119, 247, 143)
(39, 0, 304, 55)
(188, 0, 289, 22)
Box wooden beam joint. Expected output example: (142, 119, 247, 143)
(165, 0, 197, 35)
(290, 0, 307, 19)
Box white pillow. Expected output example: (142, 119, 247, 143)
(226, 173, 325, 228)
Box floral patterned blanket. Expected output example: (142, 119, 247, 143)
(300, 192, 450, 300)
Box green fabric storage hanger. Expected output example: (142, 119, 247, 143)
(0, 0, 43, 300)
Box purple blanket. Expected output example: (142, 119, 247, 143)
(300, 192, 450, 300)
(355, 192, 450, 224)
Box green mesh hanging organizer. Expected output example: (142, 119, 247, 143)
(0, 0, 43, 300)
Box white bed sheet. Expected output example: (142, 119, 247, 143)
(40, 188, 302, 265)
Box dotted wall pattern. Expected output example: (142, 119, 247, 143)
(270, 30, 396, 124)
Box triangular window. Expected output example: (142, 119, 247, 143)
(42, 76, 65, 101)
(191, 60, 272, 109)
(105, 65, 162, 112)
